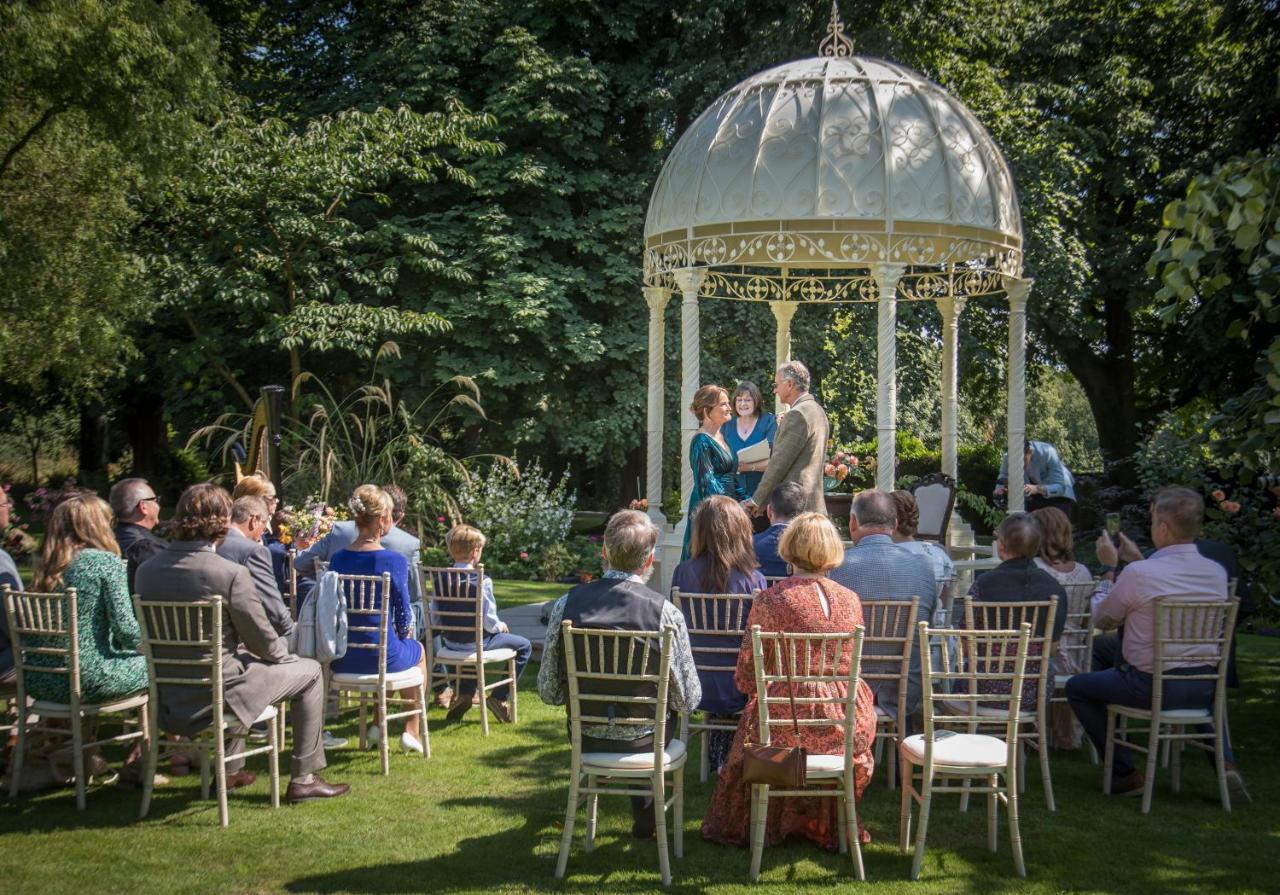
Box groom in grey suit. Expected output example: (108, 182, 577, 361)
(743, 360, 830, 516)
(293, 483, 422, 602)
(136, 484, 349, 802)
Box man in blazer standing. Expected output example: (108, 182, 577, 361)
(136, 484, 349, 803)
(743, 361, 829, 516)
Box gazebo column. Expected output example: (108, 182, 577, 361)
(872, 263, 907, 492)
(1003, 276, 1033, 513)
(674, 268, 707, 530)
(643, 285, 671, 525)
(937, 294, 968, 481)
(769, 300, 798, 412)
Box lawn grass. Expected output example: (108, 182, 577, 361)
(0, 582, 1274, 894)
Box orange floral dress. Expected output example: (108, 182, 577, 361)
(701, 576, 877, 850)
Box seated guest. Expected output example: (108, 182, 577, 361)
(671, 496, 766, 770)
(1069, 487, 1241, 797)
(0, 488, 21, 683)
(829, 490, 936, 719)
(329, 485, 428, 754)
(217, 496, 295, 641)
(752, 481, 805, 578)
(438, 524, 531, 724)
(137, 484, 348, 801)
(966, 513, 1068, 707)
(703, 512, 877, 848)
(294, 483, 422, 605)
(539, 510, 701, 839)
(889, 489, 954, 611)
(26, 495, 148, 780)
(108, 477, 166, 593)
(267, 509, 314, 606)
(994, 438, 1076, 518)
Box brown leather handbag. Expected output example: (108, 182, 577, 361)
(742, 640, 807, 788)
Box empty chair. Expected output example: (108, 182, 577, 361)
(860, 597, 918, 789)
(555, 623, 687, 887)
(900, 622, 1034, 880)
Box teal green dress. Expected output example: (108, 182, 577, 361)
(25, 548, 148, 704)
(681, 433, 749, 561)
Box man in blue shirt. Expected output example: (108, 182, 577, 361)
(995, 439, 1077, 518)
(753, 481, 805, 578)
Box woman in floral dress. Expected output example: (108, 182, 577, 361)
(26, 494, 148, 706)
(703, 512, 877, 850)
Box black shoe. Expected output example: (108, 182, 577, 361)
(630, 798, 656, 839)
(446, 694, 473, 722)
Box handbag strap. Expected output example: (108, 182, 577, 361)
(781, 638, 801, 738)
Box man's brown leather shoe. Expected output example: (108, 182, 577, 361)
(286, 775, 350, 803)
(226, 770, 257, 790)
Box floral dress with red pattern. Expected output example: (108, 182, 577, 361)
(701, 575, 877, 850)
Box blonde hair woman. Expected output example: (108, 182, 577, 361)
(702, 512, 878, 850)
(682, 384, 750, 561)
(26, 494, 147, 706)
(327, 484, 427, 753)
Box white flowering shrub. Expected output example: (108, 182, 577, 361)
(458, 460, 575, 576)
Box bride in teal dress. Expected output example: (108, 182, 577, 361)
(682, 385, 750, 560)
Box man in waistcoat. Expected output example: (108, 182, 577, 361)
(538, 509, 701, 839)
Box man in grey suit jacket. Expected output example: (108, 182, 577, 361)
(136, 484, 348, 803)
(743, 361, 829, 515)
(294, 484, 422, 602)
(217, 495, 295, 640)
(828, 489, 938, 721)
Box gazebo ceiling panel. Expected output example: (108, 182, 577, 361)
(644, 54, 1023, 284)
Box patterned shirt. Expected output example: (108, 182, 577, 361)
(538, 570, 702, 741)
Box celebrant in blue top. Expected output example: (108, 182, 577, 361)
(683, 385, 749, 561)
(720, 380, 777, 497)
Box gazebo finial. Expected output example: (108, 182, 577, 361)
(818, 1, 854, 58)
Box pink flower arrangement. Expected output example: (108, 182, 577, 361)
(519, 551, 529, 560)
(1211, 489, 1226, 502)
(1219, 500, 1242, 515)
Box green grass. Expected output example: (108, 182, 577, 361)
(0, 584, 1275, 894)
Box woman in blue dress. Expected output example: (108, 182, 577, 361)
(329, 484, 427, 754)
(720, 380, 777, 498)
(682, 385, 749, 560)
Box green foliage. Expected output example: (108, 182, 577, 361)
(0, 0, 224, 393)
(457, 459, 576, 576)
(1149, 149, 1280, 465)
(1026, 370, 1104, 472)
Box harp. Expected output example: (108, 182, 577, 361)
(235, 385, 286, 495)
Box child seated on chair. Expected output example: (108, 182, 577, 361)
(438, 524, 531, 724)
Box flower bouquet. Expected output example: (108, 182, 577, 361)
(274, 498, 349, 548)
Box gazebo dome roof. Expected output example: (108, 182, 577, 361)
(644, 53, 1023, 284)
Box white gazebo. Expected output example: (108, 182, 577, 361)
(641, 7, 1031, 584)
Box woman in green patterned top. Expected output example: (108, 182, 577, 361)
(27, 494, 148, 704)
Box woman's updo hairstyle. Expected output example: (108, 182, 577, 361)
(348, 484, 393, 527)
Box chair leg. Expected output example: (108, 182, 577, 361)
(584, 775, 597, 853)
(1006, 770, 1026, 877)
(749, 784, 769, 882)
(887, 730, 899, 790)
(653, 773, 671, 887)
(1017, 737, 1026, 794)
(72, 714, 87, 811)
(139, 704, 161, 819)
(986, 773, 999, 852)
(1141, 717, 1160, 814)
(268, 710, 281, 809)
(418, 681, 430, 760)
(1037, 720, 1055, 811)
(910, 773, 933, 881)
(555, 774, 579, 879)
(357, 692, 367, 750)
(898, 760, 913, 854)
(1170, 726, 1182, 793)
(836, 785, 849, 855)
(478, 662, 490, 736)
(1214, 718, 1232, 812)
(7, 701, 25, 799)
(673, 764, 685, 860)
(1102, 709, 1117, 794)
(848, 782, 865, 881)
(509, 657, 518, 725)
(699, 729, 709, 784)
(378, 689, 390, 776)
(215, 730, 229, 828)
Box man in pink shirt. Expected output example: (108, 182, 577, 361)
(1066, 487, 1238, 796)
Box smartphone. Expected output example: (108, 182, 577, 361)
(1105, 512, 1121, 536)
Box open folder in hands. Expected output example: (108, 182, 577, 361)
(736, 439, 771, 465)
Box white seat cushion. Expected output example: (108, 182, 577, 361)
(806, 754, 849, 778)
(1111, 703, 1211, 722)
(436, 646, 517, 663)
(330, 667, 424, 690)
(901, 733, 1009, 768)
(32, 691, 148, 716)
(939, 697, 1034, 723)
(582, 738, 687, 772)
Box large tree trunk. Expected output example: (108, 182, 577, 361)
(78, 402, 109, 484)
(124, 389, 170, 487)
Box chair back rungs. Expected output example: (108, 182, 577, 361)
(860, 598, 918, 725)
(749, 626, 864, 755)
(917, 622, 1033, 743)
(562, 623, 673, 739)
(424, 565, 487, 648)
(4, 587, 83, 697)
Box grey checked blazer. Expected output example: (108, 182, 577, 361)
(217, 527, 295, 639)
